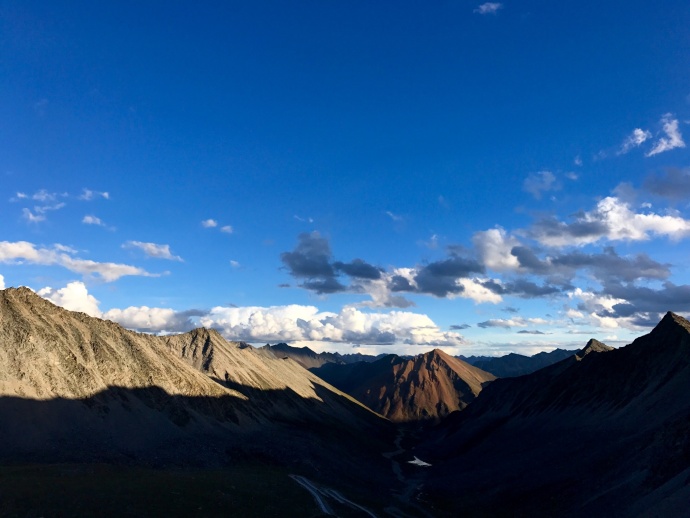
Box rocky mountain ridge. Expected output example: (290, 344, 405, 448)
(312, 348, 495, 422)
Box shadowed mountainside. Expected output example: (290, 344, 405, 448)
(0, 287, 395, 497)
(418, 313, 690, 516)
(312, 349, 495, 422)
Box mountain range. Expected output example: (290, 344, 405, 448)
(418, 315, 690, 516)
(0, 287, 397, 513)
(461, 347, 577, 377)
(312, 349, 495, 422)
(1, 285, 689, 516)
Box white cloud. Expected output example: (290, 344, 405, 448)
(472, 227, 521, 272)
(123, 241, 183, 261)
(456, 278, 503, 303)
(531, 196, 690, 247)
(230, 260, 240, 268)
(34, 202, 66, 214)
(647, 114, 685, 156)
(82, 215, 105, 226)
(0, 274, 5, 290)
(220, 225, 233, 234)
(201, 304, 465, 347)
(104, 306, 183, 332)
(201, 219, 218, 228)
(38, 281, 101, 317)
(30, 189, 58, 202)
(523, 171, 558, 199)
(618, 128, 652, 155)
(574, 156, 583, 166)
(567, 288, 626, 329)
(78, 188, 109, 201)
(474, 2, 502, 14)
(22, 208, 45, 223)
(0, 240, 161, 282)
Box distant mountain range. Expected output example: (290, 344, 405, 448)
(312, 349, 495, 422)
(460, 347, 577, 377)
(259, 342, 387, 368)
(1, 285, 688, 516)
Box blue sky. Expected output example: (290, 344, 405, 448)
(2, 1, 690, 356)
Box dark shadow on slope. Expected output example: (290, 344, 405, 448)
(0, 383, 397, 505)
(414, 312, 690, 517)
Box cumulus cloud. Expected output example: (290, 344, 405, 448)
(0, 240, 161, 282)
(220, 225, 233, 234)
(104, 306, 204, 333)
(413, 255, 485, 297)
(38, 281, 101, 317)
(618, 128, 652, 155)
(201, 304, 465, 347)
(472, 227, 521, 272)
(528, 196, 690, 246)
(82, 215, 107, 227)
(523, 171, 559, 199)
(123, 241, 183, 261)
(474, 2, 502, 14)
(0, 274, 5, 290)
(334, 259, 382, 280)
(647, 114, 685, 157)
(281, 232, 387, 296)
(511, 245, 671, 284)
(201, 219, 218, 228)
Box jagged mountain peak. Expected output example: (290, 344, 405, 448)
(578, 338, 613, 358)
(653, 311, 690, 334)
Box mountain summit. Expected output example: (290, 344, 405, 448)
(0, 287, 390, 468)
(421, 311, 690, 516)
(312, 348, 495, 422)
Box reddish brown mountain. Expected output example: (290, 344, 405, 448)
(312, 349, 495, 422)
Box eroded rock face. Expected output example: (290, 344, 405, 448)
(312, 349, 495, 422)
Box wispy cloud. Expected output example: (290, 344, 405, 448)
(220, 225, 233, 234)
(0, 240, 161, 282)
(201, 219, 218, 228)
(523, 171, 559, 199)
(385, 210, 403, 222)
(474, 2, 503, 15)
(618, 128, 651, 155)
(22, 208, 46, 223)
(646, 113, 685, 156)
(78, 188, 110, 201)
(123, 241, 183, 261)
